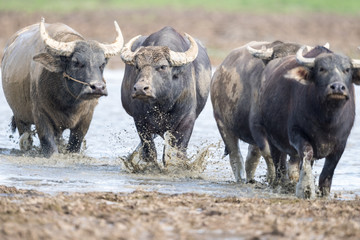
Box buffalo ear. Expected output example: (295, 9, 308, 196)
(284, 66, 311, 85)
(33, 53, 63, 73)
(352, 69, 360, 85)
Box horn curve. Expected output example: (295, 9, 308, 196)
(352, 47, 360, 68)
(247, 45, 273, 60)
(40, 17, 77, 56)
(352, 59, 360, 68)
(98, 21, 124, 58)
(40, 18, 123, 58)
(169, 33, 198, 66)
(296, 45, 315, 67)
(120, 35, 142, 65)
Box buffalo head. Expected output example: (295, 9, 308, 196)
(286, 46, 360, 106)
(32, 18, 124, 99)
(120, 33, 198, 101)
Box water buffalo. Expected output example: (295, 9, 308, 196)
(1, 18, 124, 157)
(249, 46, 360, 198)
(120, 26, 211, 168)
(211, 41, 303, 183)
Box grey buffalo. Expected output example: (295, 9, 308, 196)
(120, 26, 211, 168)
(211, 41, 303, 183)
(249, 46, 360, 198)
(1, 18, 123, 157)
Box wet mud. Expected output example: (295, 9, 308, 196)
(1, 185, 360, 240)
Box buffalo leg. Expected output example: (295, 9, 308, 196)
(319, 148, 343, 197)
(289, 128, 316, 198)
(249, 123, 276, 185)
(170, 114, 196, 150)
(67, 129, 86, 153)
(295, 144, 315, 199)
(216, 120, 245, 183)
(164, 114, 196, 164)
(34, 114, 58, 157)
(271, 146, 288, 183)
(135, 122, 157, 163)
(288, 155, 300, 182)
(67, 115, 93, 153)
(14, 117, 33, 151)
(140, 137, 157, 163)
(245, 144, 261, 183)
(289, 131, 315, 199)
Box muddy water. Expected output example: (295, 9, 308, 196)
(0, 69, 359, 199)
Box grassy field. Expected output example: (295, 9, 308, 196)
(1, 0, 359, 14)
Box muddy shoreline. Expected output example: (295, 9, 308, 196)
(1, 185, 359, 239)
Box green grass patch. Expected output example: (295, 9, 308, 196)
(1, 0, 359, 15)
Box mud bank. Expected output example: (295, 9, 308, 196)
(0, 185, 359, 240)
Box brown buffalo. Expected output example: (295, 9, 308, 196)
(1, 18, 123, 157)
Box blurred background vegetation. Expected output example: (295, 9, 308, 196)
(1, 0, 359, 14)
(0, 0, 359, 67)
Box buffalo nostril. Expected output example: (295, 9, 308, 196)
(330, 83, 346, 92)
(144, 86, 149, 91)
(90, 83, 105, 91)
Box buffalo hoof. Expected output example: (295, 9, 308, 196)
(288, 162, 300, 183)
(229, 156, 246, 183)
(123, 158, 161, 173)
(266, 164, 276, 186)
(19, 132, 33, 151)
(122, 148, 161, 173)
(319, 186, 331, 198)
(295, 159, 315, 199)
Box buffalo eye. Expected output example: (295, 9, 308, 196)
(319, 67, 326, 73)
(72, 58, 84, 69)
(99, 63, 106, 72)
(343, 68, 350, 74)
(156, 65, 168, 71)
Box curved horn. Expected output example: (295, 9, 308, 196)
(352, 59, 360, 68)
(247, 45, 273, 60)
(40, 17, 77, 56)
(352, 47, 360, 68)
(169, 33, 198, 66)
(296, 45, 315, 67)
(98, 21, 124, 58)
(120, 35, 142, 65)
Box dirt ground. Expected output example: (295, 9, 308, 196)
(1, 8, 360, 240)
(0, 185, 359, 240)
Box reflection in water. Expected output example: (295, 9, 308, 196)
(0, 69, 359, 199)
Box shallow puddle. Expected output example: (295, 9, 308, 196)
(0, 69, 359, 200)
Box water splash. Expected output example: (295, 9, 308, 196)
(120, 132, 215, 179)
